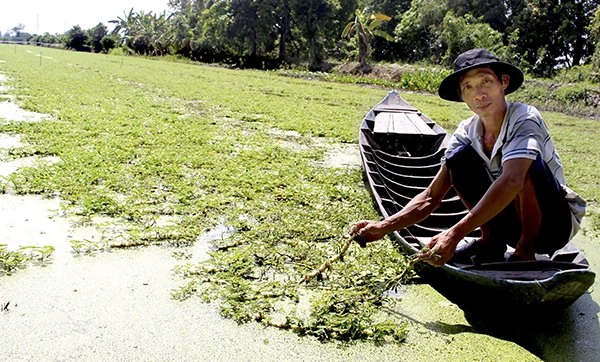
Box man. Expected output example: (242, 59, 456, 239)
(352, 48, 586, 266)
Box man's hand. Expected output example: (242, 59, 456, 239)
(417, 228, 464, 266)
(350, 220, 388, 245)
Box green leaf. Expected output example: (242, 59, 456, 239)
(372, 30, 394, 42)
(371, 13, 392, 22)
(342, 22, 355, 39)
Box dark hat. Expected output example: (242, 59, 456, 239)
(438, 48, 524, 102)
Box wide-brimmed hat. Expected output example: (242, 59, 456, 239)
(438, 48, 524, 102)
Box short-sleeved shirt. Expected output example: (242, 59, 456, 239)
(441, 101, 586, 239)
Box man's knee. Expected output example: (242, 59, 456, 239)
(445, 145, 492, 206)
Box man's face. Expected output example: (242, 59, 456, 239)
(459, 67, 509, 120)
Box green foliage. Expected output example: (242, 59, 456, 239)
(0, 45, 408, 342)
(438, 12, 504, 66)
(292, 289, 407, 342)
(0, 24, 33, 42)
(63, 25, 89, 51)
(292, 0, 341, 69)
(277, 67, 450, 94)
(0, 244, 55, 275)
(513, 80, 600, 118)
(506, 0, 598, 77)
(1, 46, 599, 343)
(109, 9, 174, 56)
(588, 5, 600, 71)
(583, 208, 600, 238)
(39, 0, 598, 77)
(342, 9, 393, 65)
(87, 23, 108, 53)
(70, 239, 109, 254)
(554, 64, 600, 84)
(0, 244, 26, 275)
(397, 69, 451, 93)
(108, 45, 133, 56)
(30, 33, 61, 45)
(394, 0, 445, 61)
(100, 36, 117, 53)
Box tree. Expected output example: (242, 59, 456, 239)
(87, 23, 108, 53)
(101, 35, 117, 53)
(437, 12, 504, 66)
(359, 0, 410, 61)
(192, 0, 230, 61)
(227, 0, 275, 58)
(342, 9, 393, 65)
(64, 25, 89, 51)
(274, 0, 293, 61)
(506, 0, 600, 77)
(168, 0, 200, 56)
(110, 9, 174, 56)
(11, 24, 26, 37)
(448, 0, 507, 31)
(590, 5, 600, 69)
(31, 32, 60, 44)
(292, 0, 340, 69)
(394, 0, 448, 62)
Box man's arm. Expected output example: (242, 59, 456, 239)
(353, 165, 453, 242)
(422, 157, 534, 265)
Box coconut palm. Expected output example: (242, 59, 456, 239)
(342, 9, 393, 66)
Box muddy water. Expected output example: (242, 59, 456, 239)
(1, 67, 598, 361)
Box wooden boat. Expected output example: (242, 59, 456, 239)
(359, 91, 595, 314)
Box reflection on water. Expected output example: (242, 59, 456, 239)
(190, 223, 235, 263)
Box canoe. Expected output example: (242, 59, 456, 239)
(358, 91, 596, 314)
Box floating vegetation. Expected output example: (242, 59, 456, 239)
(172, 229, 424, 344)
(69, 239, 110, 254)
(0, 244, 55, 275)
(1, 46, 598, 344)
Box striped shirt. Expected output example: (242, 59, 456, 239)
(442, 101, 586, 239)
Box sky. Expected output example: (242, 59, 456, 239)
(1, 0, 171, 35)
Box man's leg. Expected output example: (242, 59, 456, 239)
(511, 155, 572, 259)
(512, 173, 541, 260)
(445, 146, 572, 262)
(444, 145, 520, 262)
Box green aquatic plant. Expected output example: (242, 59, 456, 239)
(0, 244, 55, 275)
(69, 239, 109, 254)
(0, 45, 598, 344)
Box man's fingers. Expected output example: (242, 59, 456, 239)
(350, 222, 364, 235)
(353, 234, 368, 248)
(415, 247, 441, 261)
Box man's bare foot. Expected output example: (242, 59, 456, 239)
(451, 239, 507, 264)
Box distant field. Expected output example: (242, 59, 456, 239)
(1, 45, 598, 341)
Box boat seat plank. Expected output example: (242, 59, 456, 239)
(373, 104, 418, 113)
(374, 112, 436, 136)
(406, 113, 436, 135)
(373, 112, 391, 134)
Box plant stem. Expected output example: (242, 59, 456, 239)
(299, 235, 354, 284)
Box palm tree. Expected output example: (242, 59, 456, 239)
(110, 9, 174, 56)
(109, 8, 136, 37)
(342, 9, 393, 66)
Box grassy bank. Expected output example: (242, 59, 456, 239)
(0, 45, 598, 342)
(279, 62, 600, 120)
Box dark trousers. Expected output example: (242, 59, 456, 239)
(445, 145, 571, 254)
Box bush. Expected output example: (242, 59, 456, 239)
(101, 36, 116, 53)
(108, 45, 133, 56)
(552, 84, 588, 103)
